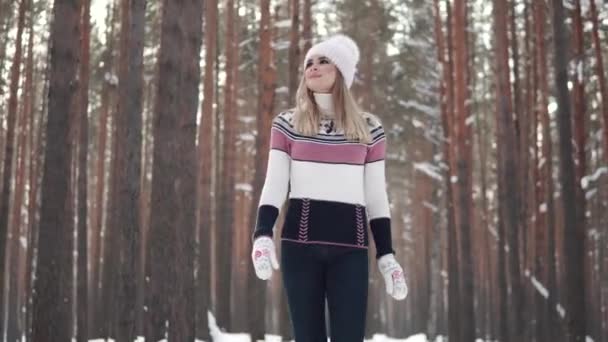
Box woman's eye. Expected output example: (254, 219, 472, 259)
(320, 59, 329, 64)
(305, 62, 313, 68)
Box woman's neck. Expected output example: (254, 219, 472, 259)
(313, 92, 335, 117)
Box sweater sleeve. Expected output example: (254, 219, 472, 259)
(364, 121, 395, 258)
(252, 115, 292, 240)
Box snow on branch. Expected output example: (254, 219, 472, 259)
(398, 100, 440, 119)
(414, 162, 443, 182)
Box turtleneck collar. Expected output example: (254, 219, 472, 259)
(313, 92, 335, 118)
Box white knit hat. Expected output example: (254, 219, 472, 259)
(303, 34, 360, 88)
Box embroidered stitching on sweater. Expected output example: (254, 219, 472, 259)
(355, 204, 365, 246)
(298, 198, 310, 241)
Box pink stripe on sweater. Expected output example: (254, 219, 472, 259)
(366, 138, 386, 162)
(290, 140, 367, 164)
(270, 127, 292, 152)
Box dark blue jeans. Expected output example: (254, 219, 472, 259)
(281, 240, 369, 342)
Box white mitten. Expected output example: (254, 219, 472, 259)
(251, 236, 280, 280)
(378, 253, 408, 300)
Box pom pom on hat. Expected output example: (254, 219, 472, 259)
(303, 34, 360, 88)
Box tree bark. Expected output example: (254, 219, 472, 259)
(441, 1, 462, 341)
(493, 0, 523, 340)
(571, 3, 589, 338)
(288, 0, 300, 101)
(551, 0, 586, 340)
(218, 0, 237, 331)
(90, 2, 117, 336)
(76, 1, 90, 340)
(196, 0, 217, 339)
(534, 2, 561, 340)
(103, 103, 120, 338)
(31, 0, 80, 339)
(0, 0, 16, 89)
(227, 0, 248, 333)
(0, 3, 26, 330)
(430, 3, 448, 340)
(6, 6, 32, 336)
(302, 0, 311, 53)
(452, 0, 475, 340)
(147, 0, 202, 340)
(19, 8, 36, 340)
(248, 0, 277, 338)
(521, 1, 536, 340)
(589, 0, 608, 163)
(25, 47, 48, 342)
(114, 0, 146, 341)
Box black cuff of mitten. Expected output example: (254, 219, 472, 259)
(370, 217, 395, 259)
(252, 205, 279, 242)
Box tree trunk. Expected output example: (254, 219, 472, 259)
(19, 8, 41, 341)
(102, 109, 120, 338)
(212, 21, 222, 323)
(196, 0, 216, 339)
(546, 4, 561, 340)
(227, 0, 248, 333)
(534, 2, 561, 340)
(288, 0, 300, 101)
(31, 0, 80, 339)
(168, 0, 201, 337)
(302, 0, 311, 53)
(441, 1, 462, 341)
(571, 0, 586, 232)
(25, 50, 48, 342)
(493, 1, 524, 340)
(248, 0, 277, 338)
(452, 0, 475, 340)
(19, 8, 36, 340)
(430, 3, 447, 340)
(114, 0, 146, 341)
(571, 3, 590, 338)
(218, 0, 237, 331)
(76, 1, 90, 340)
(508, 3, 531, 338)
(473, 81, 492, 339)
(90, 3, 117, 336)
(359, 1, 379, 111)
(521, 3, 536, 339)
(0, 3, 26, 330)
(551, 1, 586, 340)
(588, 0, 608, 163)
(6, 9, 31, 337)
(147, 0, 202, 340)
(497, 5, 512, 339)
(139, 34, 157, 335)
(0, 0, 16, 89)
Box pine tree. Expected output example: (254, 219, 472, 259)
(31, 0, 80, 339)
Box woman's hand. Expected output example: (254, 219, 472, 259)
(251, 236, 280, 280)
(378, 253, 408, 300)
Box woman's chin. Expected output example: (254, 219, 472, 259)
(306, 83, 331, 93)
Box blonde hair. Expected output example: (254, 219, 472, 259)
(291, 71, 371, 144)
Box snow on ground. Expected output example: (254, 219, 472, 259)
(88, 312, 443, 342)
(90, 332, 438, 342)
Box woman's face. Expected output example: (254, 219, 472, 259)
(304, 55, 337, 93)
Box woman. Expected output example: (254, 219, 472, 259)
(251, 34, 407, 342)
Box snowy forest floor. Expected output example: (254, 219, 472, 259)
(87, 312, 447, 342)
(89, 334, 435, 342)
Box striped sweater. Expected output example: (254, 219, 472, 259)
(252, 109, 394, 258)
